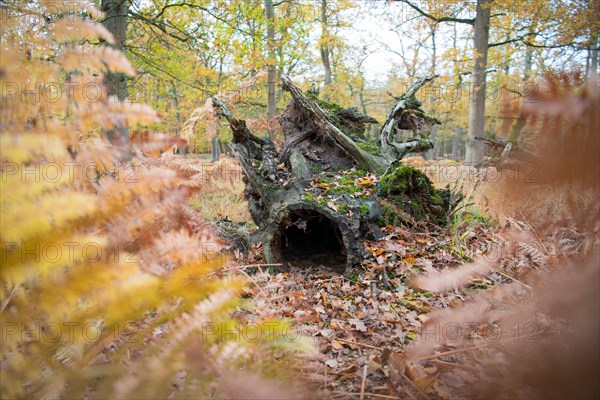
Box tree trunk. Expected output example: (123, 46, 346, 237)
(591, 32, 599, 77)
(523, 45, 533, 80)
(213, 76, 449, 275)
(359, 90, 367, 115)
(101, 0, 130, 159)
(451, 128, 461, 160)
(379, 76, 437, 161)
(279, 77, 387, 171)
(320, 0, 332, 99)
(210, 137, 221, 162)
(276, 4, 291, 106)
(464, 0, 491, 165)
(170, 80, 182, 134)
(425, 25, 437, 160)
(508, 45, 534, 143)
(264, 0, 277, 122)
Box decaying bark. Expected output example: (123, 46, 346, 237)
(213, 76, 445, 275)
(379, 75, 438, 161)
(474, 136, 538, 169)
(278, 76, 388, 172)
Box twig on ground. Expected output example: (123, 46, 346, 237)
(430, 359, 479, 372)
(336, 338, 383, 351)
(360, 364, 368, 400)
(414, 335, 541, 361)
(236, 268, 268, 297)
(498, 270, 532, 289)
(0, 285, 17, 314)
(236, 263, 283, 270)
(333, 391, 401, 399)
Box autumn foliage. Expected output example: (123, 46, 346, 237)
(2, 1, 599, 399)
(394, 74, 600, 399)
(0, 3, 303, 399)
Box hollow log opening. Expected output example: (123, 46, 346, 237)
(211, 76, 445, 276)
(273, 210, 347, 271)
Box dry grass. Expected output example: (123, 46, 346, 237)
(407, 156, 544, 225)
(187, 156, 252, 223)
(394, 74, 600, 399)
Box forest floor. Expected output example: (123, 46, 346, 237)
(234, 226, 511, 399)
(188, 155, 582, 399)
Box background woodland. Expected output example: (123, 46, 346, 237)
(1, 0, 599, 399)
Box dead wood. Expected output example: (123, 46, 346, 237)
(212, 76, 449, 274)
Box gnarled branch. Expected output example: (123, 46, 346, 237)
(280, 76, 387, 171)
(380, 75, 438, 161)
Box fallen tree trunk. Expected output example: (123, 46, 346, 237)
(213, 76, 450, 275)
(474, 136, 539, 170)
(380, 75, 437, 161)
(278, 76, 388, 172)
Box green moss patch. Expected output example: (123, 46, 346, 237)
(377, 164, 451, 225)
(304, 168, 375, 216)
(303, 164, 451, 226)
(357, 141, 381, 156)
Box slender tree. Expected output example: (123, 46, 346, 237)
(466, 0, 490, 164)
(591, 32, 600, 77)
(320, 0, 333, 97)
(264, 0, 277, 120)
(101, 0, 131, 156)
(397, 0, 598, 163)
(426, 22, 439, 160)
(398, 0, 490, 164)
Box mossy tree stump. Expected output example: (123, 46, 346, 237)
(213, 76, 451, 275)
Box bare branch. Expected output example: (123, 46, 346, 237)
(280, 76, 388, 171)
(380, 75, 438, 161)
(489, 31, 539, 48)
(397, 0, 474, 25)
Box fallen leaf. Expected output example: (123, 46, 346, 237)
(331, 340, 344, 350)
(385, 242, 406, 254)
(295, 219, 307, 231)
(423, 366, 438, 374)
(349, 318, 367, 332)
(404, 257, 417, 266)
(319, 328, 335, 338)
(406, 361, 434, 390)
(329, 320, 342, 330)
(383, 312, 396, 322)
(440, 372, 463, 388)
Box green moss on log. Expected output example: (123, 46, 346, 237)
(316, 98, 342, 113)
(357, 141, 381, 156)
(303, 168, 375, 217)
(377, 164, 451, 225)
